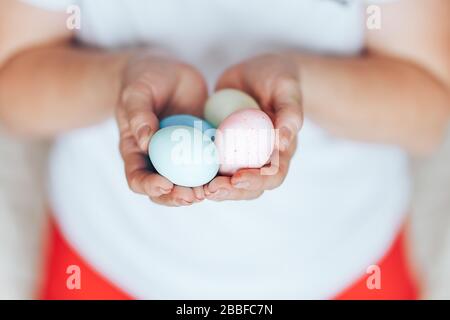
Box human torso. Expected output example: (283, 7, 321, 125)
(36, 0, 410, 298)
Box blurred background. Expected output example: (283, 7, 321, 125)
(0, 127, 450, 299)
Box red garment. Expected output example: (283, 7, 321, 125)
(40, 219, 418, 300)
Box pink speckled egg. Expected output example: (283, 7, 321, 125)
(215, 109, 275, 176)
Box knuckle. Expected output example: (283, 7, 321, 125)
(120, 136, 137, 155)
(148, 185, 160, 197)
(142, 179, 154, 196)
(277, 75, 297, 88)
(169, 189, 180, 198)
(124, 81, 152, 100)
(144, 176, 166, 196)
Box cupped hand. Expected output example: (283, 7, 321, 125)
(116, 52, 208, 206)
(205, 53, 303, 201)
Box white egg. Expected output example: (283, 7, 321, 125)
(204, 89, 259, 127)
(149, 126, 219, 187)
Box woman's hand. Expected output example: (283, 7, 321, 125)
(116, 52, 208, 206)
(205, 53, 303, 201)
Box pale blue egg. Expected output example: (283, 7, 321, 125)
(160, 114, 216, 140)
(149, 126, 219, 187)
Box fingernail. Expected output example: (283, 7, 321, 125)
(137, 125, 152, 150)
(280, 127, 292, 151)
(233, 181, 250, 189)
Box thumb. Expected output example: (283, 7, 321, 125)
(122, 89, 159, 153)
(274, 90, 303, 152)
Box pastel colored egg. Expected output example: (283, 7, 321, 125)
(160, 114, 215, 139)
(204, 89, 260, 128)
(149, 126, 219, 187)
(215, 109, 275, 176)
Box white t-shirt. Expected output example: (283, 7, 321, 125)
(23, 0, 410, 299)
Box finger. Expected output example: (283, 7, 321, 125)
(122, 88, 159, 153)
(193, 186, 206, 201)
(168, 66, 209, 118)
(150, 195, 189, 207)
(153, 186, 198, 206)
(230, 169, 265, 191)
(204, 176, 232, 194)
(204, 176, 264, 201)
(124, 158, 173, 197)
(128, 168, 173, 197)
(230, 163, 285, 191)
(120, 131, 173, 197)
(273, 79, 303, 152)
(230, 143, 295, 191)
(230, 162, 286, 191)
(215, 64, 246, 92)
(207, 187, 264, 202)
(204, 176, 232, 200)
